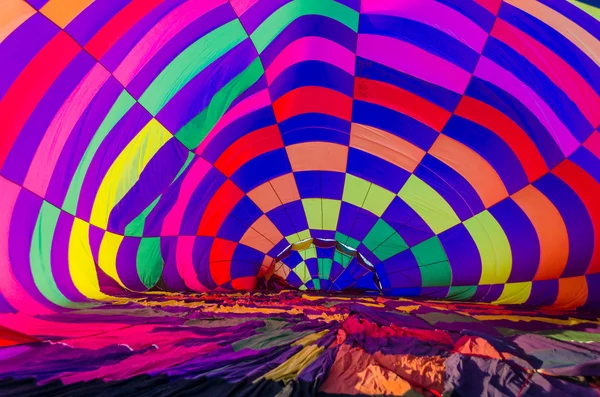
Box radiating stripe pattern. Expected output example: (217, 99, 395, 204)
(0, 0, 599, 312)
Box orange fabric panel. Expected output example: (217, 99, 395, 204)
(247, 173, 300, 213)
(286, 142, 348, 172)
(240, 215, 284, 253)
(0, 0, 35, 44)
(428, 135, 508, 208)
(40, 0, 93, 28)
(511, 185, 569, 281)
(320, 344, 415, 396)
(554, 276, 588, 310)
(350, 123, 426, 173)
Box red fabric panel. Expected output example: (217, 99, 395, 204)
(272, 86, 352, 122)
(354, 77, 451, 132)
(552, 160, 600, 274)
(454, 96, 548, 182)
(197, 179, 244, 236)
(0, 31, 80, 168)
(214, 125, 283, 177)
(209, 238, 237, 285)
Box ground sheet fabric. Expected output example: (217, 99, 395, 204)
(1, 0, 600, 309)
(2, 0, 600, 395)
(0, 291, 599, 396)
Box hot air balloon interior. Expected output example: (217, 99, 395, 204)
(1, 0, 600, 395)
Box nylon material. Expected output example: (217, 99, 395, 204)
(29, 201, 75, 308)
(90, 118, 172, 230)
(1, 0, 600, 315)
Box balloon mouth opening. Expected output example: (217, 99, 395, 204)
(261, 237, 383, 294)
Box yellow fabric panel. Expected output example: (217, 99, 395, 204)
(463, 211, 512, 285)
(261, 344, 325, 382)
(68, 218, 109, 300)
(292, 329, 329, 347)
(494, 282, 532, 305)
(98, 231, 125, 288)
(90, 118, 171, 229)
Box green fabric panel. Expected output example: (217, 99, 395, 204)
(418, 312, 478, 325)
(334, 251, 352, 268)
(398, 175, 460, 234)
(30, 201, 79, 308)
(447, 285, 477, 301)
(139, 20, 247, 115)
(312, 278, 321, 290)
(362, 219, 407, 260)
(411, 236, 451, 287)
(335, 232, 360, 249)
(568, 0, 600, 20)
(172, 151, 195, 182)
(318, 258, 333, 279)
(372, 232, 408, 261)
(300, 246, 317, 260)
(63, 90, 135, 215)
(176, 57, 263, 149)
(539, 330, 600, 343)
(136, 237, 164, 289)
(124, 152, 193, 237)
(232, 319, 309, 351)
(124, 197, 161, 237)
(251, 0, 359, 53)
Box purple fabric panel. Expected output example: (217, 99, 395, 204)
(25, 0, 49, 9)
(472, 284, 504, 302)
(584, 273, 600, 311)
(439, 224, 482, 286)
(115, 237, 146, 291)
(193, 236, 217, 290)
(107, 139, 188, 234)
(488, 198, 540, 283)
(526, 279, 558, 307)
(160, 236, 187, 291)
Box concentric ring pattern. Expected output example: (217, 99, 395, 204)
(1, 0, 599, 313)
